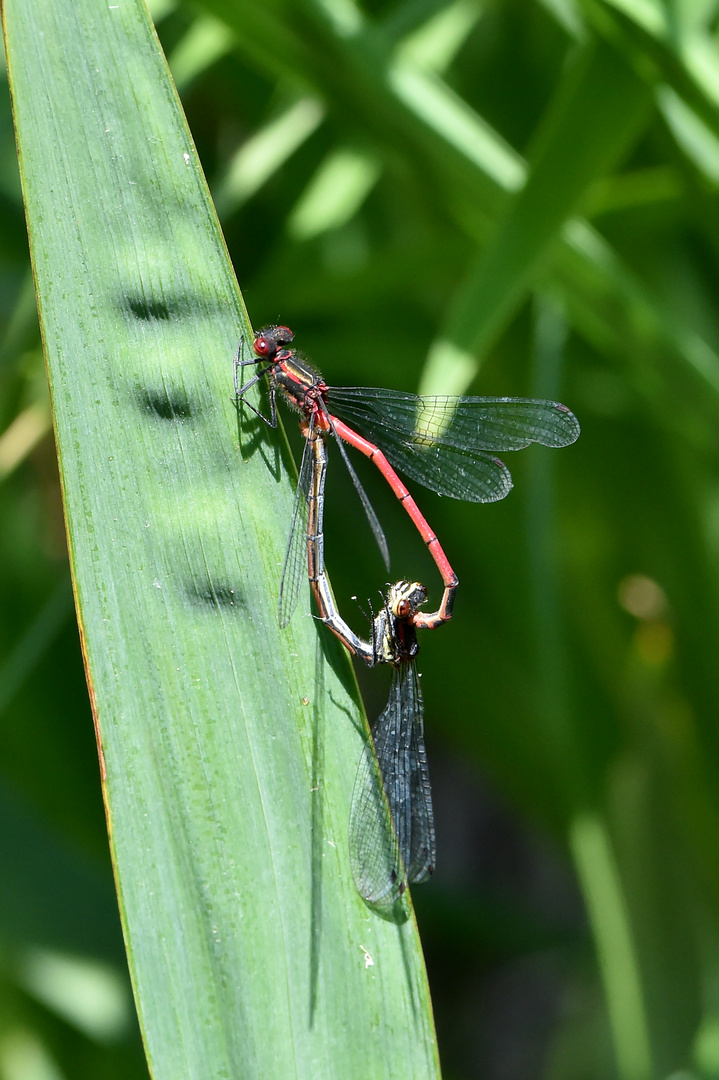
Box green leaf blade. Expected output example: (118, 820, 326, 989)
(4, 0, 440, 1076)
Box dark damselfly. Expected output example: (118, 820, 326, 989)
(304, 422, 434, 905)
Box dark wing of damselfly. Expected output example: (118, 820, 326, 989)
(324, 410, 390, 572)
(327, 389, 580, 501)
(349, 661, 435, 905)
(278, 433, 313, 628)
(279, 421, 390, 627)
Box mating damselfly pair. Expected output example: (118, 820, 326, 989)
(235, 325, 580, 905)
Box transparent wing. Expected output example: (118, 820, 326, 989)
(328, 388, 580, 502)
(277, 435, 312, 628)
(324, 411, 390, 572)
(404, 666, 435, 884)
(349, 719, 403, 906)
(349, 661, 434, 905)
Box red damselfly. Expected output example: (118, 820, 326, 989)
(304, 423, 433, 904)
(235, 325, 580, 630)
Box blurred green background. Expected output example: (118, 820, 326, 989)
(3, 0, 719, 1076)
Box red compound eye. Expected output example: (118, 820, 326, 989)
(396, 599, 410, 618)
(254, 337, 269, 357)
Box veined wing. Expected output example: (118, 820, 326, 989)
(349, 661, 434, 904)
(324, 410, 390, 572)
(278, 434, 313, 628)
(328, 388, 581, 451)
(404, 664, 435, 884)
(328, 388, 579, 502)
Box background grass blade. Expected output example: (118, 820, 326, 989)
(3, 1, 440, 1076)
(422, 39, 652, 393)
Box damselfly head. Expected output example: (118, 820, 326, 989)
(371, 581, 426, 666)
(387, 580, 427, 621)
(253, 324, 294, 360)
